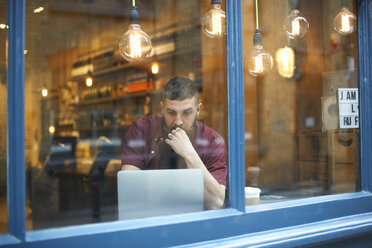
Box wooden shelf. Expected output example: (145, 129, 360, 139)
(58, 122, 74, 126)
(69, 46, 200, 82)
(79, 125, 129, 132)
(69, 61, 150, 81)
(78, 91, 161, 106)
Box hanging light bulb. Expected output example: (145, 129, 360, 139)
(276, 46, 295, 78)
(284, 0, 309, 39)
(0, 24, 9, 29)
(247, 1, 273, 77)
(86, 76, 93, 87)
(49, 125, 55, 135)
(247, 30, 273, 77)
(151, 62, 159, 74)
(41, 88, 48, 97)
(202, 0, 226, 38)
(33, 7, 45, 14)
(333, 7, 356, 35)
(118, 1, 152, 62)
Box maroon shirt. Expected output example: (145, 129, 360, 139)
(121, 114, 227, 186)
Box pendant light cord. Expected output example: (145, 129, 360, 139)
(255, 0, 259, 30)
(132, 0, 136, 7)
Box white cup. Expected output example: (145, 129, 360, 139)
(245, 187, 261, 205)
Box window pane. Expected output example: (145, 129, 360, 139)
(243, 0, 359, 205)
(0, 0, 7, 233)
(26, 0, 227, 229)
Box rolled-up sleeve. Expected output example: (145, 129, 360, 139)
(197, 134, 227, 186)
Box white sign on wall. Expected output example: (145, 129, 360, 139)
(338, 88, 359, 128)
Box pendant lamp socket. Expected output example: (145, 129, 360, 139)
(292, 0, 299, 10)
(253, 29, 262, 45)
(129, 6, 140, 24)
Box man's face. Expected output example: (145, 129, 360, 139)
(161, 96, 201, 133)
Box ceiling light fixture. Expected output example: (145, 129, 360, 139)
(284, 0, 309, 39)
(86, 76, 93, 87)
(151, 62, 159, 74)
(0, 24, 9, 29)
(33, 7, 44, 13)
(118, 0, 152, 62)
(49, 125, 55, 135)
(41, 88, 48, 97)
(276, 46, 295, 78)
(247, 0, 273, 77)
(202, 0, 226, 38)
(333, 0, 356, 35)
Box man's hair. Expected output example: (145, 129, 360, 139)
(162, 77, 199, 102)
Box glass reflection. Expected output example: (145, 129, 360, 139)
(243, 0, 359, 205)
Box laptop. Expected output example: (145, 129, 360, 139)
(117, 169, 204, 220)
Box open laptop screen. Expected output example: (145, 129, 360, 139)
(117, 169, 204, 220)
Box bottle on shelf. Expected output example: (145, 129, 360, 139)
(143, 96, 152, 116)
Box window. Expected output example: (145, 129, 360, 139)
(1, 0, 372, 247)
(25, 0, 227, 229)
(243, 0, 360, 204)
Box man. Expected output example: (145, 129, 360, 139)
(121, 77, 227, 209)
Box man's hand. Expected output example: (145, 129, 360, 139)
(165, 127, 196, 159)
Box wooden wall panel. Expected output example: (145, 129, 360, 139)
(201, 1, 227, 139)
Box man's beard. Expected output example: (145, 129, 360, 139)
(163, 119, 197, 141)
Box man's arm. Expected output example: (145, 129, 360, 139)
(183, 151, 226, 209)
(121, 164, 140, 171)
(166, 128, 226, 210)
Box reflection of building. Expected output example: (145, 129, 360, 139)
(2, 0, 372, 247)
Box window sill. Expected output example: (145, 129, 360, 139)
(1, 191, 371, 247)
(178, 212, 372, 247)
(25, 208, 243, 242)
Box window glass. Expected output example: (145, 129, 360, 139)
(26, 0, 227, 229)
(0, 0, 7, 233)
(243, 0, 359, 205)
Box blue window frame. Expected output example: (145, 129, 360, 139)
(2, 0, 372, 247)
